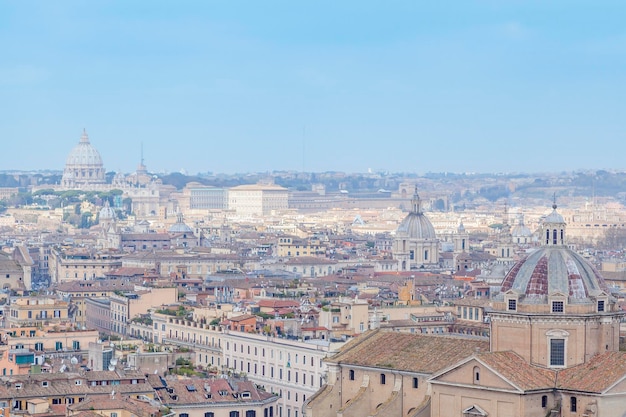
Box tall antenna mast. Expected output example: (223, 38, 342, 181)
(302, 125, 306, 173)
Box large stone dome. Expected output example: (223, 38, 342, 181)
(65, 132, 103, 166)
(500, 246, 608, 300)
(396, 188, 436, 240)
(499, 203, 609, 302)
(61, 129, 106, 188)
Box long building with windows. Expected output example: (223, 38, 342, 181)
(145, 312, 342, 417)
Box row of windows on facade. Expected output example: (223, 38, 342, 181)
(508, 299, 605, 313)
(11, 310, 63, 319)
(349, 370, 420, 389)
(226, 358, 320, 388)
(458, 306, 481, 320)
(178, 410, 273, 417)
(225, 342, 322, 367)
(12, 341, 81, 351)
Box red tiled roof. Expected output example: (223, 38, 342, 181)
(557, 351, 626, 393)
(329, 329, 488, 374)
(476, 351, 556, 391)
(258, 299, 300, 308)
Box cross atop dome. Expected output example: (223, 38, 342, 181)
(79, 128, 90, 144)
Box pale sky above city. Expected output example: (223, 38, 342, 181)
(1, 1, 625, 175)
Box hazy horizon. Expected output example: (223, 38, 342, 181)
(2, 1, 625, 174)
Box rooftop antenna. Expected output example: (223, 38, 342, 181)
(302, 125, 306, 173)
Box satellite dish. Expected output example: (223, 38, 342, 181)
(70, 357, 78, 365)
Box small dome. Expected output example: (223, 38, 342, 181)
(396, 187, 437, 240)
(169, 211, 193, 234)
(512, 216, 533, 238)
(99, 202, 116, 221)
(169, 222, 193, 234)
(544, 209, 565, 224)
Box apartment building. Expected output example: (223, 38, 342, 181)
(6, 296, 69, 328)
(1, 327, 99, 354)
(148, 312, 342, 417)
(48, 247, 123, 283)
(56, 279, 138, 327)
(275, 237, 325, 258)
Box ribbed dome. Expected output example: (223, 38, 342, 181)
(396, 212, 437, 239)
(500, 247, 608, 300)
(169, 211, 193, 234)
(169, 222, 193, 233)
(61, 129, 106, 187)
(99, 202, 116, 221)
(396, 187, 437, 239)
(500, 202, 608, 302)
(511, 224, 532, 237)
(65, 130, 103, 167)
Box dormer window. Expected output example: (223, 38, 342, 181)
(551, 301, 564, 313)
(41, 381, 49, 387)
(507, 299, 517, 311)
(598, 300, 605, 312)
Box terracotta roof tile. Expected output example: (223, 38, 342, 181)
(329, 329, 488, 374)
(476, 351, 556, 391)
(557, 351, 626, 393)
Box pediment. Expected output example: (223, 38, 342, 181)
(431, 357, 520, 392)
(463, 404, 488, 416)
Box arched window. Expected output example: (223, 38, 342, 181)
(541, 395, 547, 408)
(380, 373, 386, 385)
(473, 366, 480, 384)
(349, 370, 355, 381)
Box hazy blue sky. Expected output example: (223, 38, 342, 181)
(1, 1, 625, 175)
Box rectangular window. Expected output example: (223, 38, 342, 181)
(552, 301, 564, 313)
(570, 397, 577, 412)
(508, 299, 516, 311)
(412, 377, 418, 389)
(598, 300, 605, 312)
(550, 339, 565, 366)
